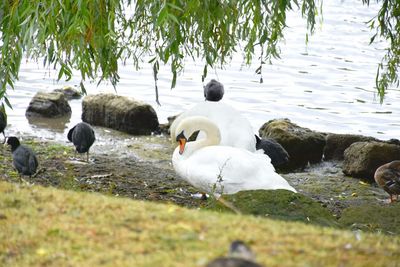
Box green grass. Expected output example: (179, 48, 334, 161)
(1, 181, 400, 267)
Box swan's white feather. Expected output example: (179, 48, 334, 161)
(173, 146, 296, 195)
(172, 116, 296, 195)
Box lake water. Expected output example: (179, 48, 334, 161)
(4, 0, 400, 144)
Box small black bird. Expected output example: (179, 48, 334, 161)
(0, 104, 7, 143)
(6, 136, 39, 177)
(206, 240, 263, 267)
(255, 135, 289, 168)
(67, 122, 96, 162)
(204, 79, 224, 102)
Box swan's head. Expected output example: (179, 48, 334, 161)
(174, 116, 221, 155)
(176, 130, 187, 155)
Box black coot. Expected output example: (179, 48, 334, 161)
(67, 122, 96, 162)
(204, 79, 224, 102)
(206, 240, 263, 267)
(255, 135, 289, 168)
(6, 136, 38, 177)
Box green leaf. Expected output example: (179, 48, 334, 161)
(156, 6, 168, 26)
(171, 71, 177, 89)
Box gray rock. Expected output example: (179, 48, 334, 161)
(342, 141, 400, 181)
(82, 94, 159, 135)
(54, 86, 82, 100)
(158, 114, 179, 136)
(324, 133, 378, 160)
(259, 118, 326, 171)
(25, 91, 71, 118)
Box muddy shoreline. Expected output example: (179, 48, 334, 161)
(0, 131, 393, 231)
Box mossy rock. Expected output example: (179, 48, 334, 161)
(259, 118, 326, 171)
(342, 141, 400, 181)
(25, 91, 71, 118)
(339, 202, 400, 234)
(323, 133, 378, 160)
(82, 94, 159, 135)
(206, 190, 337, 227)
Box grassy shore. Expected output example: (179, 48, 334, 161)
(1, 181, 400, 267)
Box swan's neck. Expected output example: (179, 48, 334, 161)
(183, 121, 221, 157)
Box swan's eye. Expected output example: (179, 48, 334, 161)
(176, 131, 186, 142)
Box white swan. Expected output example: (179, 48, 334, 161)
(170, 101, 256, 152)
(172, 116, 297, 195)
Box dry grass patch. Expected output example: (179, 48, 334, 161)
(1, 181, 399, 267)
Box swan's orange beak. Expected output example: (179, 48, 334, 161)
(176, 131, 187, 155)
(178, 138, 186, 155)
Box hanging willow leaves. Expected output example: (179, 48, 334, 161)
(0, 0, 398, 106)
(362, 0, 400, 102)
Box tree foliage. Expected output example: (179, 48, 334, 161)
(0, 0, 398, 106)
(363, 0, 400, 102)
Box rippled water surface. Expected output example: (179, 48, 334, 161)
(4, 1, 400, 143)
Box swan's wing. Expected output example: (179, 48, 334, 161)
(184, 146, 296, 194)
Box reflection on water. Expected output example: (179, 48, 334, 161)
(3, 0, 400, 145)
(27, 114, 71, 133)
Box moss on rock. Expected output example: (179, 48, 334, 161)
(259, 118, 326, 171)
(205, 189, 337, 227)
(343, 141, 400, 181)
(339, 202, 400, 234)
(82, 94, 159, 135)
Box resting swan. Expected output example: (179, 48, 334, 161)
(172, 116, 297, 195)
(170, 102, 256, 152)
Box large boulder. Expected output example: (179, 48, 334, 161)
(25, 91, 71, 118)
(342, 141, 400, 181)
(323, 133, 378, 160)
(259, 119, 326, 170)
(206, 190, 337, 227)
(82, 94, 159, 135)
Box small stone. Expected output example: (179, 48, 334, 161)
(54, 86, 82, 100)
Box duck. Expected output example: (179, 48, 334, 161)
(0, 103, 7, 143)
(206, 240, 264, 267)
(374, 160, 400, 203)
(67, 122, 96, 162)
(170, 102, 256, 152)
(255, 135, 289, 168)
(172, 116, 296, 195)
(204, 79, 224, 102)
(6, 136, 38, 177)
